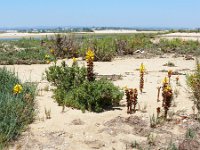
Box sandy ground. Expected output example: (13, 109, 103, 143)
(0, 33, 56, 39)
(159, 32, 200, 41)
(1, 56, 199, 149)
(93, 30, 164, 34)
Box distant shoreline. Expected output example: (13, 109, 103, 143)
(0, 30, 165, 40)
(1, 31, 200, 42)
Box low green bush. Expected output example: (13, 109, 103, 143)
(46, 61, 123, 112)
(46, 61, 87, 105)
(49, 34, 80, 59)
(159, 39, 200, 54)
(79, 37, 116, 61)
(0, 39, 48, 65)
(187, 60, 200, 120)
(115, 34, 153, 55)
(64, 78, 123, 112)
(0, 68, 36, 147)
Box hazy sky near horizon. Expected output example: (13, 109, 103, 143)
(0, 0, 200, 28)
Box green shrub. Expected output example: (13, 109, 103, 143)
(46, 61, 87, 105)
(115, 34, 153, 55)
(79, 37, 116, 61)
(159, 39, 200, 54)
(0, 68, 36, 147)
(46, 61, 123, 112)
(187, 59, 200, 120)
(64, 79, 123, 112)
(49, 34, 80, 58)
(0, 39, 48, 65)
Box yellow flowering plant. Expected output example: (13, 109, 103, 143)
(13, 84, 23, 94)
(162, 84, 173, 119)
(46, 60, 51, 64)
(139, 63, 145, 93)
(140, 63, 145, 73)
(86, 49, 95, 61)
(50, 49, 55, 54)
(86, 49, 95, 81)
(45, 54, 50, 59)
(72, 57, 77, 63)
(162, 77, 168, 84)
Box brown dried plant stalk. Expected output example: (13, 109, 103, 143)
(162, 84, 173, 119)
(168, 70, 173, 84)
(157, 86, 161, 102)
(125, 88, 132, 114)
(133, 88, 138, 113)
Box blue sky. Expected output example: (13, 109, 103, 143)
(0, 0, 200, 28)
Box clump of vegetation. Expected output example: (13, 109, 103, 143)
(163, 61, 175, 67)
(185, 128, 196, 139)
(49, 34, 80, 59)
(0, 67, 36, 148)
(79, 37, 116, 61)
(1, 33, 200, 64)
(45, 108, 51, 119)
(150, 114, 158, 128)
(46, 50, 123, 112)
(147, 132, 157, 146)
(159, 38, 200, 55)
(167, 141, 178, 150)
(0, 38, 49, 65)
(131, 141, 140, 149)
(187, 60, 200, 120)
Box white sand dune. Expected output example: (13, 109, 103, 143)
(160, 32, 200, 41)
(0, 32, 56, 39)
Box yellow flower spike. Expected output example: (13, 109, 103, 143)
(164, 85, 172, 93)
(166, 85, 171, 91)
(46, 60, 51, 64)
(86, 49, 95, 61)
(72, 57, 77, 63)
(163, 77, 168, 84)
(140, 63, 145, 73)
(13, 84, 23, 94)
(168, 70, 173, 76)
(50, 49, 55, 54)
(123, 86, 128, 90)
(45, 54, 50, 59)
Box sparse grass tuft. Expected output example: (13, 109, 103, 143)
(163, 61, 175, 67)
(185, 128, 196, 139)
